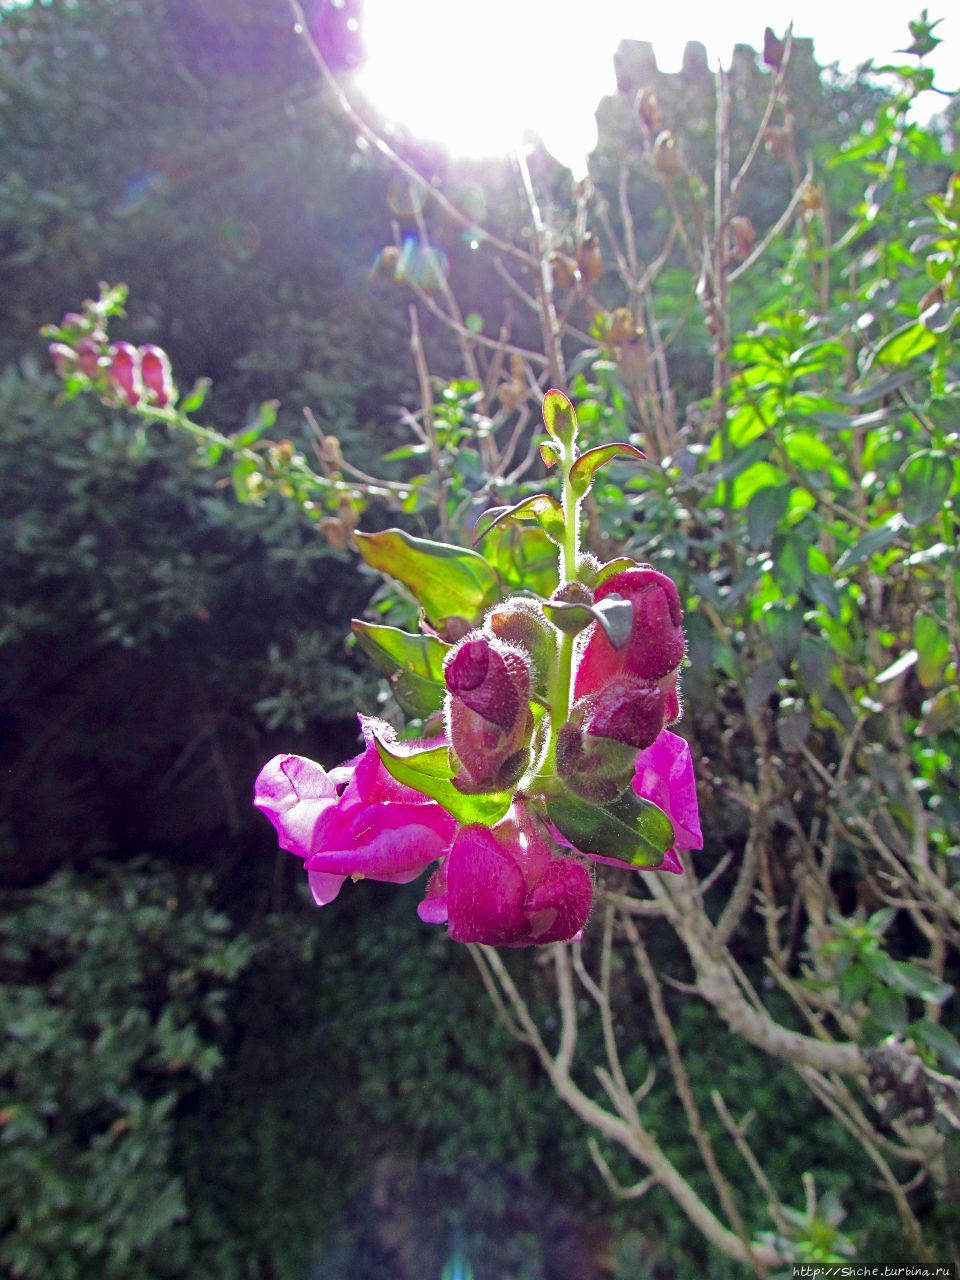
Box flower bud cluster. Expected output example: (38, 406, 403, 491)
(48, 312, 175, 409)
(558, 568, 685, 802)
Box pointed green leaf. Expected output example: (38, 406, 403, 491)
(544, 782, 674, 868)
(835, 515, 906, 573)
(352, 622, 449, 717)
(373, 735, 512, 825)
(542, 388, 577, 446)
(474, 493, 565, 546)
(355, 529, 499, 625)
(568, 442, 646, 498)
(589, 556, 640, 587)
(900, 449, 955, 526)
(914, 614, 950, 688)
(921, 686, 960, 734)
(912, 1018, 960, 1072)
(871, 321, 937, 368)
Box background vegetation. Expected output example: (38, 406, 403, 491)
(1, 1, 958, 1277)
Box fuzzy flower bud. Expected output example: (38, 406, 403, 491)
(418, 802, 593, 947)
(108, 341, 141, 406)
(485, 596, 556, 699)
(48, 342, 76, 375)
(574, 567, 685, 698)
(444, 633, 534, 793)
(139, 344, 174, 407)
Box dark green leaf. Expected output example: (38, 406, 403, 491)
(835, 516, 905, 573)
(355, 529, 499, 625)
(544, 783, 674, 868)
(900, 450, 954, 526)
(746, 484, 790, 549)
(912, 1018, 960, 1071)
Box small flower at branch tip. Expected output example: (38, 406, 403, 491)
(139, 344, 175, 407)
(418, 802, 593, 947)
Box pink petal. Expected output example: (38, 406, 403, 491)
(446, 825, 527, 945)
(253, 754, 340, 859)
(633, 730, 703, 852)
(308, 870, 346, 906)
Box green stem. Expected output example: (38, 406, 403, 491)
(545, 442, 584, 770)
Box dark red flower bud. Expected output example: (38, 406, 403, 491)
(108, 342, 141, 406)
(445, 633, 534, 793)
(139, 344, 174, 407)
(574, 567, 685, 696)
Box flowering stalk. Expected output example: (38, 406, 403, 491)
(45, 300, 701, 947)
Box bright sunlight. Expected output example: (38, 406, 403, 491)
(354, 0, 957, 172)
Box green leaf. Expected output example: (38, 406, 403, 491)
(783, 431, 833, 469)
(912, 1018, 960, 1071)
(839, 962, 872, 1011)
(473, 493, 566, 546)
(180, 377, 212, 413)
(373, 736, 512, 825)
(568, 442, 645, 498)
(589, 556, 640, 587)
(871, 321, 937, 368)
(352, 622, 449, 717)
(921, 686, 960, 734)
(355, 529, 499, 625)
(914, 614, 950, 688)
(542, 388, 577, 445)
(868, 985, 908, 1033)
(542, 594, 633, 648)
(482, 522, 559, 597)
(544, 783, 674, 868)
(835, 515, 905, 573)
(746, 484, 790, 549)
(539, 441, 558, 468)
(900, 450, 954, 526)
(234, 400, 280, 448)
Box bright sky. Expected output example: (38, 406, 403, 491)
(355, 1, 957, 172)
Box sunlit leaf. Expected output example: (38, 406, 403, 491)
(835, 515, 906, 573)
(870, 321, 937, 368)
(914, 614, 949, 688)
(482, 522, 559, 597)
(568, 442, 645, 498)
(542, 388, 577, 445)
(373, 735, 512, 824)
(355, 529, 499, 625)
(473, 493, 565, 546)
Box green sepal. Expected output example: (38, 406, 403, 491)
(473, 493, 566, 547)
(355, 529, 499, 625)
(542, 387, 577, 446)
(569, 442, 646, 498)
(542, 594, 633, 649)
(352, 621, 449, 717)
(373, 735, 513, 825)
(543, 781, 674, 868)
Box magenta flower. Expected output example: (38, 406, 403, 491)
(418, 803, 593, 947)
(254, 717, 457, 906)
(574, 567, 685, 697)
(632, 729, 703, 869)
